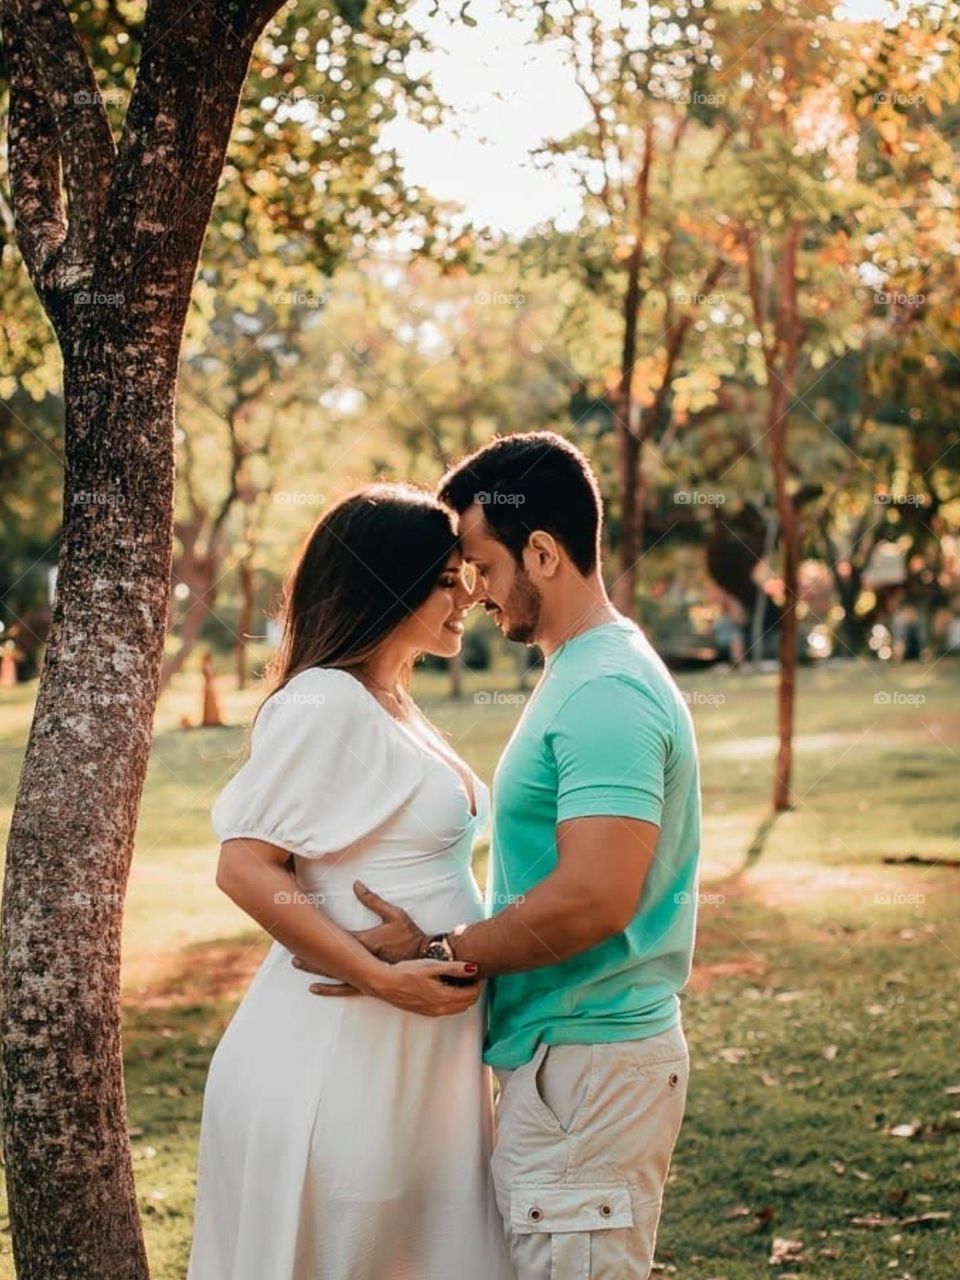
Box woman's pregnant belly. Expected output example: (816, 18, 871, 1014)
(293, 853, 486, 939)
(207, 855, 489, 1095)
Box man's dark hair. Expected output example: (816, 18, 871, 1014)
(438, 432, 602, 575)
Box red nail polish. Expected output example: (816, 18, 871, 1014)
(464, 963, 478, 974)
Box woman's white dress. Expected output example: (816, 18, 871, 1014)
(187, 666, 514, 1280)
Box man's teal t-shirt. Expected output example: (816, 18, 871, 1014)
(483, 616, 702, 1069)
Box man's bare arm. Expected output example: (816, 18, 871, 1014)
(447, 816, 659, 975)
(298, 816, 660, 979)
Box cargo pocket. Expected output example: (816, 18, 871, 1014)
(509, 1183, 634, 1280)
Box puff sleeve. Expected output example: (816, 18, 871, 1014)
(210, 667, 426, 858)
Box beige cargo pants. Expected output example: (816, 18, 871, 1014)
(491, 1024, 689, 1279)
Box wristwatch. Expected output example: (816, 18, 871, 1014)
(422, 933, 455, 962)
(422, 930, 478, 986)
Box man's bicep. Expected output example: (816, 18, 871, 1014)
(555, 815, 661, 927)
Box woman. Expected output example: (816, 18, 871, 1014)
(187, 484, 514, 1280)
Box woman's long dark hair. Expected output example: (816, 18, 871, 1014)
(258, 484, 459, 718)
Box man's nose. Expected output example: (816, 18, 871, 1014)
(454, 578, 480, 608)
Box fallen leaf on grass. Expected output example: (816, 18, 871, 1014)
(769, 1237, 808, 1266)
(889, 1123, 920, 1138)
(822, 1044, 839, 1061)
(731, 1205, 776, 1234)
(719, 1047, 751, 1063)
(900, 1211, 951, 1229)
(850, 1209, 951, 1231)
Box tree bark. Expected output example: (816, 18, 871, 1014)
(609, 115, 726, 618)
(761, 223, 803, 812)
(236, 555, 256, 690)
(160, 545, 219, 692)
(162, 389, 276, 693)
(611, 122, 653, 619)
(0, 1, 282, 1274)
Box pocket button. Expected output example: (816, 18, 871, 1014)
(599, 1203, 613, 1218)
(528, 1207, 543, 1223)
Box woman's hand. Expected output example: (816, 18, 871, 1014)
(308, 958, 482, 1018)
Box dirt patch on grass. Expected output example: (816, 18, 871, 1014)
(688, 956, 769, 991)
(123, 936, 270, 1011)
(743, 861, 960, 915)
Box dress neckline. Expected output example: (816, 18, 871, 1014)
(341, 671, 481, 820)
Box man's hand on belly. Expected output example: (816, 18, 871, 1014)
(291, 881, 426, 974)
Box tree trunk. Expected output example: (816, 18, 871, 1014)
(448, 650, 464, 699)
(200, 651, 225, 727)
(0, 1, 281, 1273)
(160, 555, 218, 693)
(611, 122, 653, 619)
(1, 336, 175, 1279)
(771, 409, 799, 812)
(236, 556, 256, 690)
(767, 224, 802, 812)
(613, 411, 641, 618)
(751, 513, 779, 664)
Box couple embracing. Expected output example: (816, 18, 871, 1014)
(187, 432, 702, 1280)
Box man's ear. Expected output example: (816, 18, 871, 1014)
(524, 530, 561, 579)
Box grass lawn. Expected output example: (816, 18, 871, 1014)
(1, 656, 959, 1279)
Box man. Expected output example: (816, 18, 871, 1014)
(306, 432, 702, 1279)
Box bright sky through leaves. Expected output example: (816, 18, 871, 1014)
(385, 0, 931, 235)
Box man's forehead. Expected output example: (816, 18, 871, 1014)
(458, 503, 495, 554)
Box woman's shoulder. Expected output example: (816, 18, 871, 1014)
(266, 666, 374, 716)
(251, 667, 384, 748)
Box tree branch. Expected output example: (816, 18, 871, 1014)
(1, 5, 67, 295)
(223, 0, 285, 48)
(5, 0, 116, 288)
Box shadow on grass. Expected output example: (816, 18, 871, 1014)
(741, 807, 788, 872)
(123, 930, 269, 1012)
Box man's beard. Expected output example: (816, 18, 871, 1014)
(500, 570, 542, 644)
